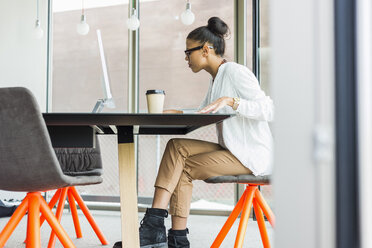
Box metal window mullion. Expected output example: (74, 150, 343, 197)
(127, 0, 140, 193)
(46, 0, 53, 113)
(128, 0, 139, 114)
(335, 0, 359, 247)
(252, 1, 260, 220)
(252, 0, 260, 80)
(234, 0, 247, 204)
(234, 0, 247, 66)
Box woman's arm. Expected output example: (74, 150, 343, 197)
(235, 96, 274, 121)
(197, 67, 274, 122)
(231, 67, 274, 122)
(197, 97, 233, 114)
(163, 109, 183, 114)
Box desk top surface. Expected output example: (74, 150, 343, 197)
(43, 113, 232, 127)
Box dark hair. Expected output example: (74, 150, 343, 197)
(187, 17, 230, 56)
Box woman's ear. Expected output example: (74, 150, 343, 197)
(202, 46, 210, 57)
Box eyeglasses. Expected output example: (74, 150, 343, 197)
(184, 44, 214, 59)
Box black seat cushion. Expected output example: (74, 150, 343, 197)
(54, 142, 103, 176)
(204, 174, 270, 184)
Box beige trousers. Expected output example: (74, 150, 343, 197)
(154, 138, 252, 218)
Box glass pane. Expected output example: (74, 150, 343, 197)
(138, 0, 235, 209)
(51, 1, 128, 113)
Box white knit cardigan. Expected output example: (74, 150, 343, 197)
(198, 62, 274, 176)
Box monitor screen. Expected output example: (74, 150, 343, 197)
(92, 29, 115, 112)
(97, 29, 112, 100)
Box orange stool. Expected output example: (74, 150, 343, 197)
(205, 175, 275, 248)
(0, 192, 75, 248)
(29, 186, 108, 248)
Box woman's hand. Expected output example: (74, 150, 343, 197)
(197, 97, 234, 114)
(163, 109, 183, 114)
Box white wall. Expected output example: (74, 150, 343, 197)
(271, 0, 335, 247)
(0, 0, 49, 200)
(0, 0, 49, 111)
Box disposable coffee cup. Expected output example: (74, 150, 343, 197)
(146, 90, 165, 113)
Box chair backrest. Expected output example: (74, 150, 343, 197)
(0, 87, 69, 192)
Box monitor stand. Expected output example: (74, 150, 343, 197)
(92, 75, 115, 113)
(92, 99, 105, 113)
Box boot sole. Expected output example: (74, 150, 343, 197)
(140, 242, 167, 248)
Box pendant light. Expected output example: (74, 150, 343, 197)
(34, 0, 43, 39)
(77, 0, 90, 35)
(181, 0, 195, 26)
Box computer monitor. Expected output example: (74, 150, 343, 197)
(92, 29, 115, 113)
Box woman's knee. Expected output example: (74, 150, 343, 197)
(168, 138, 182, 144)
(167, 138, 185, 149)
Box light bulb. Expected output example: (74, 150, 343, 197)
(181, 2, 195, 25)
(127, 9, 140, 31)
(34, 20, 44, 39)
(77, 14, 90, 35)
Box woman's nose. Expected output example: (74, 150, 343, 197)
(185, 55, 189, 61)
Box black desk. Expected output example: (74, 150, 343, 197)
(43, 113, 232, 248)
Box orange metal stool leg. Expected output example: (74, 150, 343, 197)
(40, 189, 62, 226)
(67, 190, 82, 238)
(39, 194, 76, 248)
(48, 188, 68, 248)
(253, 199, 270, 248)
(27, 194, 41, 248)
(254, 189, 275, 227)
(210, 189, 247, 248)
(0, 195, 29, 247)
(45, 186, 108, 247)
(210, 183, 275, 248)
(70, 186, 108, 245)
(24, 189, 61, 244)
(234, 186, 257, 248)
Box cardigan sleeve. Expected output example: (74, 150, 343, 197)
(230, 65, 274, 122)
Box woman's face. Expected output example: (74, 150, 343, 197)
(185, 39, 207, 73)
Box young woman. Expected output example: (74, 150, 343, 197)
(114, 16, 273, 248)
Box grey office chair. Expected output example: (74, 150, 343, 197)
(0, 87, 104, 247)
(204, 174, 275, 248)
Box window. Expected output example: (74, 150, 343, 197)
(138, 0, 236, 209)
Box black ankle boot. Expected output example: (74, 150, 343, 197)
(112, 208, 168, 248)
(168, 228, 190, 248)
(140, 208, 168, 248)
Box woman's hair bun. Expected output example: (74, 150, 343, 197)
(207, 17, 229, 37)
